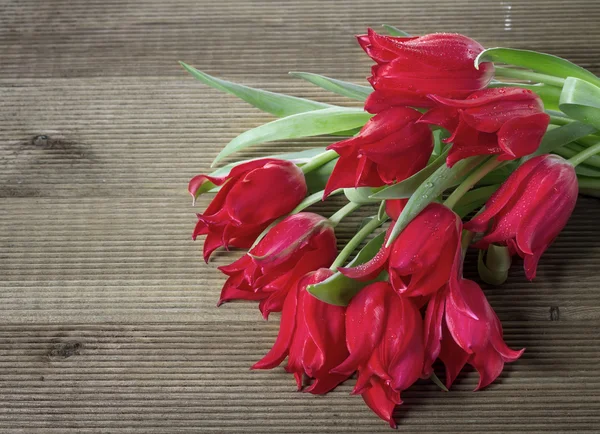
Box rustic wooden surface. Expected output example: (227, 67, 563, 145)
(1, 0, 600, 432)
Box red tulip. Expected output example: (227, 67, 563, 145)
(218, 213, 337, 318)
(252, 269, 350, 394)
(324, 107, 433, 198)
(340, 203, 461, 297)
(464, 154, 578, 280)
(332, 282, 424, 428)
(189, 159, 307, 261)
(423, 277, 524, 390)
(420, 88, 550, 166)
(358, 29, 494, 113)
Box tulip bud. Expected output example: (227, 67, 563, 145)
(340, 203, 461, 297)
(357, 29, 494, 113)
(189, 158, 307, 261)
(423, 279, 524, 390)
(465, 154, 578, 280)
(323, 106, 433, 198)
(420, 88, 550, 166)
(218, 213, 337, 318)
(332, 282, 424, 428)
(252, 269, 350, 394)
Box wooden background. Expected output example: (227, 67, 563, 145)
(1, 0, 600, 432)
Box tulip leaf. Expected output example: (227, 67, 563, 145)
(289, 72, 372, 101)
(381, 24, 411, 37)
(304, 159, 337, 194)
(370, 148, 450, 199)
(180, 62, 330, 117)
(212, 107, 372, 166)
(477, 246, 511, 286)
(385, 156, 487, 247)
(308, 231, 386, 306)
(344, 187, 380, 204)
(559, 77, 600, 130)
(534, 122, 598, 156)
(195, 147, 326, 195)
(475, 48, 600, 87)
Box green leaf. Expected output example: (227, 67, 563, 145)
(212, 107, 372, 166)
(289, 72, 371, 101)
(180, 62, 330, 117)
(559, 77, 600, 130)
(370, 148, 450, 199)
(304, 159, 337, 194)
(475, 48, 600, 87)
(308, 231, 386, 306)
(575, 164, 600, 178)
(534, 123, 597, 156)
(477, 246, 511, 285)
(344, 187, 380, 204)
(381, 24, 411, 37)
(385, 156, 487, 247)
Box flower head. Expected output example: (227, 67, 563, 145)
(464, 154, 578, 279)
(420, 88, 550, 166)
(332, 282, 424, 428)
(252, 269, 350, 394)
(190, 159, 307, 261)
(324, 107, 432, 198)
(358, 29, 494, 113)
(218, 213, 337, 318)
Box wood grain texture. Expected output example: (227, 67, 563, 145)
(1, 0, 600, 432)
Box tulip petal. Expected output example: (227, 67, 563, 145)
(422, 290, 445, 377)
(497, 113, 550, 159)
(332, 282, 389, 375)
(438, 321, 469, 389)
(252, 282, 299, 370)
(469, 343, 505, 391)
(361, 378, 401, 429)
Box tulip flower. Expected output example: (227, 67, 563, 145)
(332, 282, 424, 428)
(340, 203, 461, 297)
(218, 213, 337, 318)
(252, 269, 350, 394)
(189, 158, 307, 261)
(465, 154, 578, 280)
(323, 106, 433, 198)
(420, 88, 550, 167)
(423, 277, 524, 390)
(357, 29, 494, 113)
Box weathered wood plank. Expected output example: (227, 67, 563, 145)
(2, 0, 600, 432)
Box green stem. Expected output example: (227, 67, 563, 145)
(330, 214, 388, 270)
(328, 201, 361, 227)
(577, 176, 600, 189)
(300, 149, 338, 175)
(568, 141, 600, 167)
(443, 157, 504, 209)
(494, 66, 566, 88)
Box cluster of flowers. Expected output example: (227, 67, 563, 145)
(188, 30, 581, 427)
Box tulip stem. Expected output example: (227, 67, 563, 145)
(567, 140, 600, 167)
(330, 214, 388, 271)
(494, 66, 566, 88)
(443, 157, 504, 210)
(328, 201, 362, 227)
(300, 149, 339, 175)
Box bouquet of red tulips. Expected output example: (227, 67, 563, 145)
(183, 26, 600, 428)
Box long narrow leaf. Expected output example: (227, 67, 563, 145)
(534, 123, 597, 156)
(212, 107, 372, 166)
(559, 77, 600, 130)
(289, 72, 371, 101)
(475, 48, 600, 87)
(180, 62, 330, 117)
(381, 24, 411, 37)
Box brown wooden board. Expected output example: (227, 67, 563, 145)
(1, 0, 600, 432)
